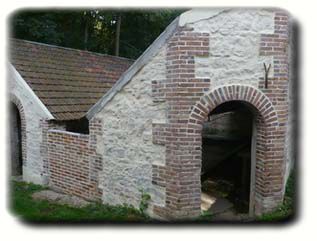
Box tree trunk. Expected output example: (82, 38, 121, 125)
(84, 19, 89, 50)
(115, 14, 121, 56)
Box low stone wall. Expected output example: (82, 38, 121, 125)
(47, 129, 101, 201)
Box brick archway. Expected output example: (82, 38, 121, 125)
(153, 84, 285, 219)
(189, 85, 279, 127)
(188, 84, 281, 216)
(10, 94, 27, 168)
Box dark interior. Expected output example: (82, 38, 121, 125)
(64, 117, 89, 134)
(201, 101, 254, 213)
(10, 103, 23, 176)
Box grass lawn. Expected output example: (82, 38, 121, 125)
(10, 181, 148, 223)
(10, 171, 295, 223)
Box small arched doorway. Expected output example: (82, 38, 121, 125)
(10, 102, 23, 176)
(200, 101, 257, 217)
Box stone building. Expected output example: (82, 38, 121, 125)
(8, 8, 296, 220)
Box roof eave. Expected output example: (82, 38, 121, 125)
(8, 62, 55, 120)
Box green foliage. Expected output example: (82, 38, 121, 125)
(139, 189, 151, 214)
(10, 181, 147, 222)
(9, 9, 185, 59)
(116, 10, 184, 58)
(197, 210, 214, 221)
(257, 171, 295, 222)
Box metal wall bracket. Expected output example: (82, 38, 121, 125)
(263, 63, 271, 89)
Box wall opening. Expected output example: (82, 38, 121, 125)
(10, 102, 23, 176)
(64, 117, 89, 134)
(200, 101, 256, 217)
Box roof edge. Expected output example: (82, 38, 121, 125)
(86, 16, 180, 120)
(8, 63, 55, 120)
(10, 38, 135, 62)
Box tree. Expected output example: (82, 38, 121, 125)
(10, 9, 185, 59)
(115, 13, 121, 56)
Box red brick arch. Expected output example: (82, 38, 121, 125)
(10, 94, 27, 166)
(184, 84, 283, 216)
(188, 84, 279, 129)
(152, 11, 290, 220)
(153, 84, 285, 219)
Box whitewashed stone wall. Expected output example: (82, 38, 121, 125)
(182, 9, 275, 88)
(94, 46, 168, 211)
(8, 65, 52, 185)
(95, 9, 295, 215)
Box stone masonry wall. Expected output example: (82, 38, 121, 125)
(150, 9, 291, 219)
(94, 46, 168, 214)
(8, 9, 294, 220)
(92, 9, 293, 220)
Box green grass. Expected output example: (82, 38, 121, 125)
(257, 171, 295, 222)
(10, 181, 148, 222)
(10, 172, 296, 223)
(197, 210, 214, 221)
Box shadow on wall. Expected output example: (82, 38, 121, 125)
(290, 18, 301, 224)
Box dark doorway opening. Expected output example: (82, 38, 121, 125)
(201, 101, 254, 217)
(10, 103, 23, 176)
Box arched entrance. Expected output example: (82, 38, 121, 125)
(10, 102, 23, 176)
(201, 100, 257, 217)
(187, 85, 281, 217)
(153, 84, 285, 219)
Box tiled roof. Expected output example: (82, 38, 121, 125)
(9, 38, 134, 120)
